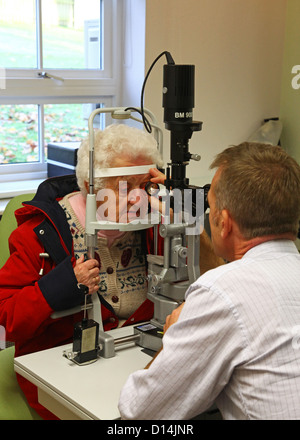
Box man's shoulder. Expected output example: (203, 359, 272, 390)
(191, 258, 246, 293)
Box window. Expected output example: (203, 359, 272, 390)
(0, 0, 119, 182)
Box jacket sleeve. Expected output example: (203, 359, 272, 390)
(0, 222, 85, 343)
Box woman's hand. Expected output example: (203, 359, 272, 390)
(148, 168, 173, 221)
(73, 255, 100, 294)
(149, 167, 166, 186)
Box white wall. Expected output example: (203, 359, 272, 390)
(280, 0, 300, 163)
(144, 0, 287, 185)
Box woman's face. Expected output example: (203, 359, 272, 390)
(95, 155, 152, 223)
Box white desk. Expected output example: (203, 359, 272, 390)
(14, 326, 153, 420)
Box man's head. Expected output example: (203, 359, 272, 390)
(208, 142, 300, 259)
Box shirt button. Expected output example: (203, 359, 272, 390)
(106, 266, 114, 274)
(112, 296, 119, 303)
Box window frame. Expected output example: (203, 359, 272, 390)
(0, 0, 120, 182)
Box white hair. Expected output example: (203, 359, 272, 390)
(76, 124, 164, 196)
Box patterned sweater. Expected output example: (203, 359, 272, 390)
(59, 193, 148, 326)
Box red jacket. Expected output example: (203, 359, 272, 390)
(0, 175, 162, 419)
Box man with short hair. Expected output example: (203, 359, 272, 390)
(118, 142, 300, 420)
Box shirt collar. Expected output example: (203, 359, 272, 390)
(242, 239, 298, 260)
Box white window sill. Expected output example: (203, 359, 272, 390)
(0, 179, 43, 215)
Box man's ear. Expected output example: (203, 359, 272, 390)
(220, 209, 232, 239)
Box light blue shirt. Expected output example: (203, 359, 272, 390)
(119, 240, 300, 419)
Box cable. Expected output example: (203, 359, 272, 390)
(125, 51, 175, 134)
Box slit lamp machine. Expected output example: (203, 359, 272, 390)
(63, 52, 209, 365)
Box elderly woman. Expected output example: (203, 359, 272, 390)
(0, 123, 163, 417)
(0, 124, 222, 419)
(61, 123, 165, 328)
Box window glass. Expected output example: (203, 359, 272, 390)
(0, 0, 117, 181)
(0, 104, 39, 164)
(0, 0, 36, 69)
(0, 0, 102, 70)
(0, 103, 105, 164)
(42, 0, 102, 69)
(44, 103, 92, 155)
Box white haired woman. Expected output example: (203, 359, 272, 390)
(0, 124, 166, 419)
(0, 124, 222, 419)
(63, 123, 165, 329)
